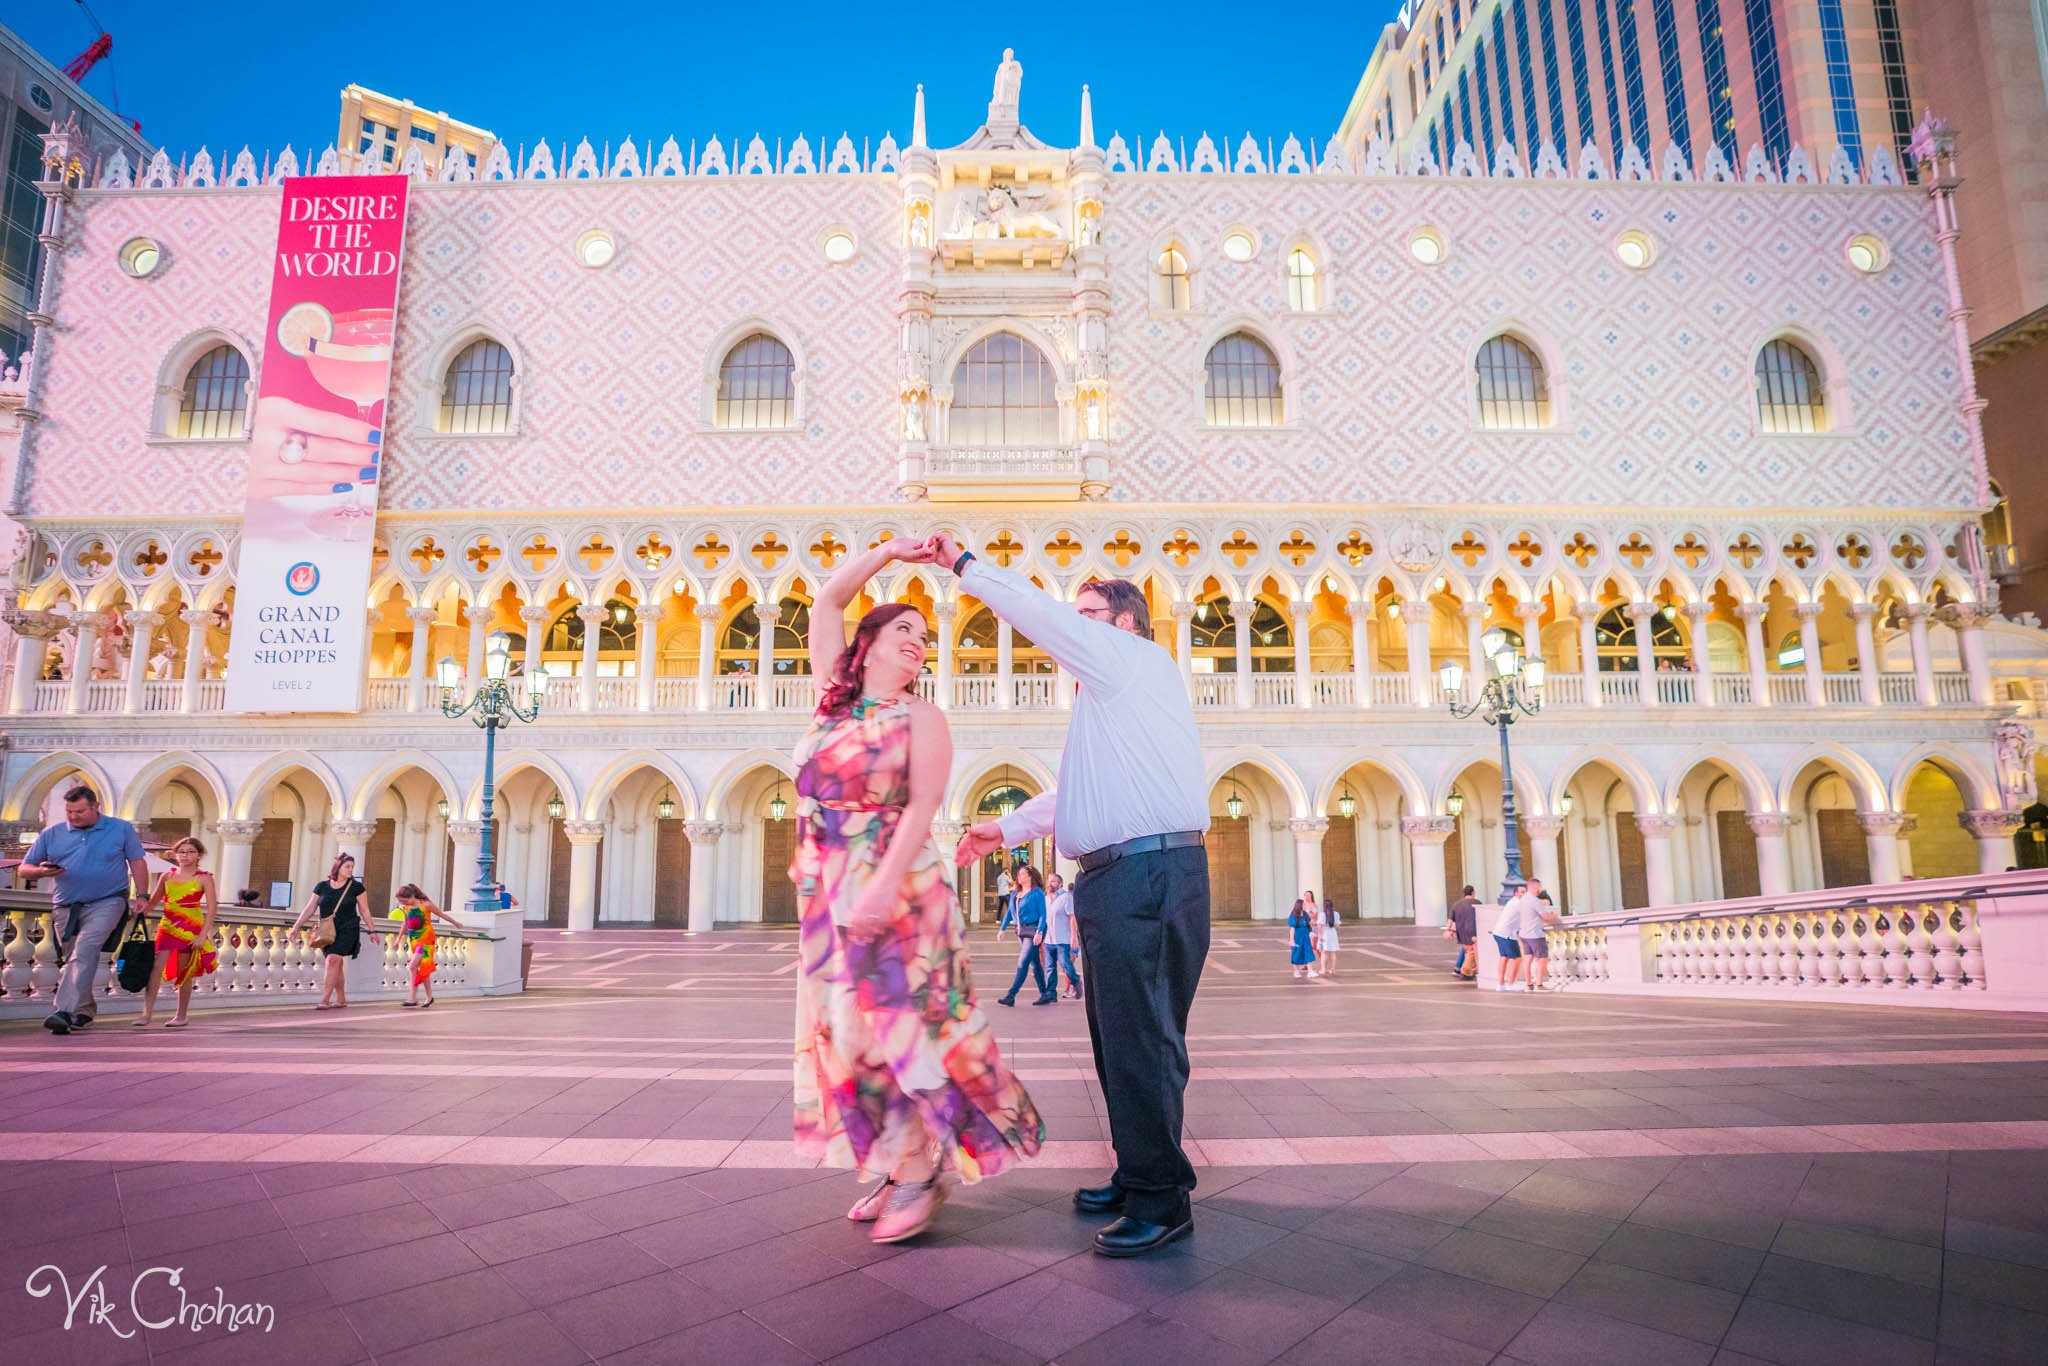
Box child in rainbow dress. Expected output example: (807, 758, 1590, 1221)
(138, 836, 218, 1028)
(393, 885, 463, 1008)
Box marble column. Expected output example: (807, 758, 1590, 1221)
(563, 820, 607, 930)
(445, 820, 486, 921)
(1635, 813, 1678, 907)
(1796, 602, 1826, 706)
(179, 610, 211, 713)
(406, 606, 437, 712)
(1683, 602, 1714, 704)
(1462, 600, 1486, 682)
(1859, 811, 1908, 885)
(1290, 602, 1313, 708)
(212, 819, 266, 904)
(122, 611, 161, 713)
(8, 614, 61, 714)
(1521, 815, 1564, 903)
(1516, 599, 1546, 667)
(1629, 603, 1660, 706)
(1289, 818, 1327, 902)
(1401, 815, 1454, 926)
(66, 612, 109, 715)
(1347, 600, 1373, 707)
(519, 603, 548, 682)
(1230, 601, 1254, 706)
(1851, 602, 1883, 705)
(995, 617, 1014, 709)
(1404, 612, 1432, 708)
(1573, 602, 1602, 707)
(684, 821, 721, 931)
(694, 602, 719, 709)
(1172, 601, 1196, 698)
(465, 604, 487, 682)
(932, 600, 957, 710)
(1960, 809, 2024, 875)
(754, 602, 779, 710)
(328, 820, 380, 904)
(1904, 603, 1937, 706)
(1738, 602, 1771, 708)
(1746, 813, 1794, 895)
(576, 603, 606, 711)
(634, 601, 663, 710)
(1947, 604, 1996, 706)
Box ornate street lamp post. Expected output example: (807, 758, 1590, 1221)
(1439, 629, 1546, 904)
(438, 632, 549, 920)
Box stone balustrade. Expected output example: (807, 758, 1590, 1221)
(1509, 870, 2048, 1011)
(0, 891, 524, 1018)
(1, 667, 1984, 719)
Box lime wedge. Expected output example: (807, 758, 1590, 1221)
(276, 301, 334, 357)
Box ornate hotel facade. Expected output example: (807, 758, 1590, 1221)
(1, 54, 2043, 931)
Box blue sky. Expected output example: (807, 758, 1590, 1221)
(13, 2, 1387, 159)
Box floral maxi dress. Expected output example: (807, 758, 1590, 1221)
(791, 696, 1043, 1182)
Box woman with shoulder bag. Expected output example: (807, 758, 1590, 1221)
(289, 853, 366, 1010)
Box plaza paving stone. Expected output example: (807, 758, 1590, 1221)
(4, 922, 2048, 1362)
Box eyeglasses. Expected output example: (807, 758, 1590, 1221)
(1077, 605, 1115, 621)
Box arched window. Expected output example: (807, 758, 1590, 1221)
(718, 598, 812, 675)
(954, 606, 1051, 676)
(1154, 245, 1191, 310)
(438, 339, 514, 434)
(1755, 338, 1826, 433)
(715, 333, 796, 430)
(1203, 333, 1283, 427)
(1189, 593, 1293, 673)
(950, 333, 1057, 446)
(1285, 248, 1320, 311)
(1594, 603, 1685, 672)
(176, 345, 250, 439)
(544, 598, 635, 676)
(1475, 335, 1550, 429)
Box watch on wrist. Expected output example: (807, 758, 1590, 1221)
(951, 549, 976, 577)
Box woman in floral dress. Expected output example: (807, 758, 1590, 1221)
(791, 537, 1043, 1244)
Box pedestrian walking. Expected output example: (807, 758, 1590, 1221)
(1316, 899, 1341, 977)
(288, 854, 366, 1010)
(1448, 885, 1479, 979)
(998, 864, 1055, 1005)
(20, 785, 150, 1036)
(136, 836, 218, 1027)
(1044, 872, 1082, 999)
(992, 863, 1015, 935)
(791, 536, 1041, 1246)
(393, 885, 462, 1007)
(940, 531, 1210, 1259)
(1288, 899, 1317, 979)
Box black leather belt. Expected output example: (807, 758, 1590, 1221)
(1076, 830, 1206, 874)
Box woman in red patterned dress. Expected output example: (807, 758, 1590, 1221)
(137, 836, 218, 1028)
(791, 537, 1042, 1245)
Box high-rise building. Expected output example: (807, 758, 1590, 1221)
(1341, 1, 2048, 616)
(336, 84, 495, 177)
(0, 22, 148, 361)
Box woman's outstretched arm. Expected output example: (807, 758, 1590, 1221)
(808, 538, 938, 678)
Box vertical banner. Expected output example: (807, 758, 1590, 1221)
(227, 175, 410, 713)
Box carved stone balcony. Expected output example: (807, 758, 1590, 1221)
(923, 446, 1084, 502)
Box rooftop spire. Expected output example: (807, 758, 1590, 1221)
(912, 84, 927, 150)
(1079, 84, 1095, 149)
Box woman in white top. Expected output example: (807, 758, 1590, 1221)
(1314, 895, 1340, 978)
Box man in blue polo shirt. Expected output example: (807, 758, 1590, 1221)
(20, 784, 148, 1035)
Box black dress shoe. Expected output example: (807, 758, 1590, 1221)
(1031, 993, 1057, 1005)
(1093, 1213, 1193, 1258)
(997, 995, 1016, 1007)
(1073, 1183, 1125, 1214)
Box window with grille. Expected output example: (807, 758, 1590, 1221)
(1285, 249, 1319, 311)
(1155, 246, 1191, 310)
(950, 333, 1057, 446)
(1755, 339, 1826, 433)
(714, 333, 796, 429)
(175, 345, 250, 439)
(1203, 333, 1283, 428)
(438, 339, 514, 434)
(1474, 335, 1551, 429)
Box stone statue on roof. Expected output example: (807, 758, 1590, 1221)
(990, 48, 1023, 127)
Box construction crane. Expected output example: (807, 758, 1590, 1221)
(59, 2, 140, 132)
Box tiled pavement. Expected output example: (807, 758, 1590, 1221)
(5, 924, 2048, 1364)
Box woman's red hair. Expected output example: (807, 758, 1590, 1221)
(818, 603, 926, 718)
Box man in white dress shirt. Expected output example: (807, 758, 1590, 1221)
(934, 531, 1212, 1258)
